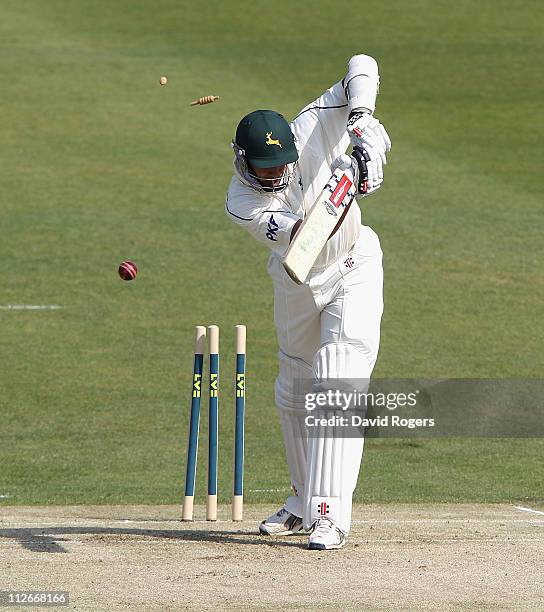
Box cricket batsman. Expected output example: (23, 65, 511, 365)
(225, 55, 391, 549)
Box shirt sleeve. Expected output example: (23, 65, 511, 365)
(291, 81, 351, 170)
(225, 185, 300, 257)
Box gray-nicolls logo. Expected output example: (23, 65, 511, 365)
(344, 257, 354, 269)
(318, 502, 330, 516)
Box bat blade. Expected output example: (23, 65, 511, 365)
(282, 169, 355, 284)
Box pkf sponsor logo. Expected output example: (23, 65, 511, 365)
(318, 502, 330, 517)
(329, 175, 352, 208)
(266, 215, 279, 241)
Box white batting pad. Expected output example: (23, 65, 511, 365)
(275, 350, 315, 517)
(314, 341, 373, 390)
(303, 342, 369, 533)
(304, 425, 364, 532)
(310, 496, 340, 525)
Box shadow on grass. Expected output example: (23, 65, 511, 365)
(0, 526, 308, 553)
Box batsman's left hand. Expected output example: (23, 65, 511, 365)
(347, 113, 391, 182)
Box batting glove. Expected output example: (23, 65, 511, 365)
(347, 112, 391, 182)
(331, 147, 382, 197)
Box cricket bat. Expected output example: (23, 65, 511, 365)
(282, 168, 356, 284)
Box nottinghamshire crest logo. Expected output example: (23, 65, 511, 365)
(265, 132, 282, 148)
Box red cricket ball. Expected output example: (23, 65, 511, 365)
(118, 260, 138, 281)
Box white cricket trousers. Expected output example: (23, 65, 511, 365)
(267, 224, 384, 533)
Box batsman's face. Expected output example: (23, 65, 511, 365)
(249, 164, 287, 188)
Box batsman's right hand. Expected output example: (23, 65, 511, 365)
(352, 146, 383, 196)
(332, 146, 383, 197)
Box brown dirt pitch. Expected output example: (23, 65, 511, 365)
(1, 503, 543, 611)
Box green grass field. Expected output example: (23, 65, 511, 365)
(1, 0, 542, 507)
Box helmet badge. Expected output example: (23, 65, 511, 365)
(265, 132, 282, 148)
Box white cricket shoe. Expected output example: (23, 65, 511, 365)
(259, 507, 304, 536)
(308, 518, 346, 550)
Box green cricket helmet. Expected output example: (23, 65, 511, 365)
(232, 110, 299, 192)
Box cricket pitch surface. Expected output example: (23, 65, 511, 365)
(1, 504, 543, 610)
